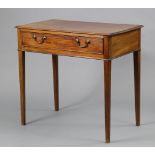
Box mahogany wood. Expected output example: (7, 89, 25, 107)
(18, 50, 26, 125)
(104, 60, 112, 143)
(21, 31, 104, 54)
(16, 19, 142, 36)
(16, 19, 143, 143)
(52, 55, 59, 111)
(110, 30, 140, 58)
(133, 51, 141, 126)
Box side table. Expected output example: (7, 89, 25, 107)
(16, 19, 143, 143)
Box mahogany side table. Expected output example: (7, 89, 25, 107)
(16, 19, 143, 143)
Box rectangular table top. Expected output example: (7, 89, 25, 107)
(16, 19, 143, 36)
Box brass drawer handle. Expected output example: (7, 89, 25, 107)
(32, 33, 47, 44)
(75, 38, 90, 48)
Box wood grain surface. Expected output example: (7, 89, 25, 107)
(17, 19, 143, 143)
(16, 19, 143, 36)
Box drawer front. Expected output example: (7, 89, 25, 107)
(21, 31, 103, 54)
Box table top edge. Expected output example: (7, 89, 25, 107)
(15, 19, 144, 36)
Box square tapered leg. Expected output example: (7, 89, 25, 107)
(104, 60, 112, 143)
(52, 55, 59, 111)
(133, 51, 141, 126)
(18, 50, 26, 125)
